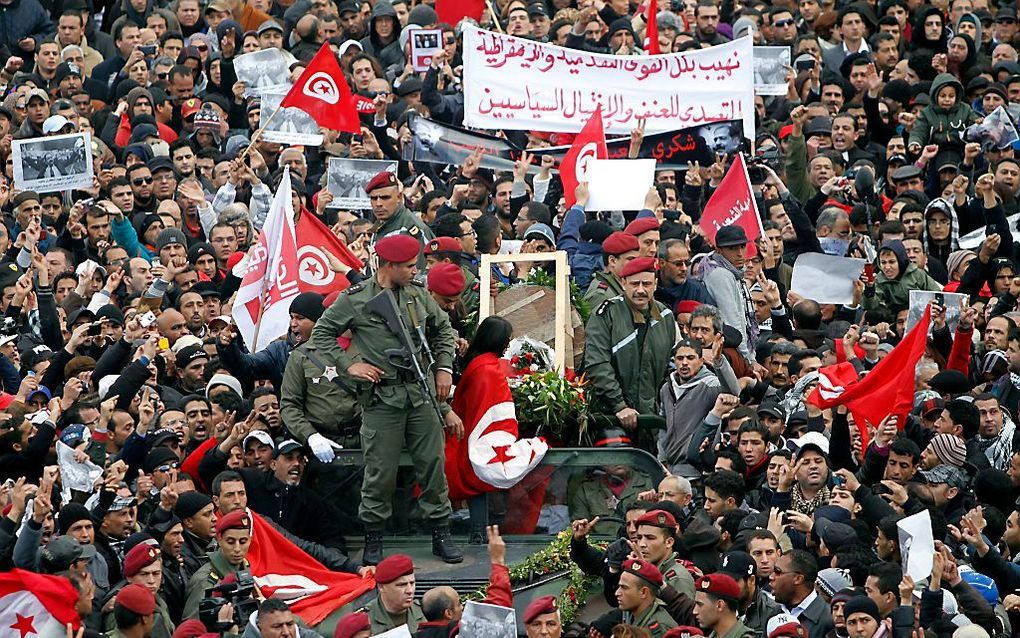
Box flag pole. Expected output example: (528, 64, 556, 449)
(487, 0, 505, 32)
(239, 107, 285, 161)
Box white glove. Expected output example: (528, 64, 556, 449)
(308, 433, 342, 463)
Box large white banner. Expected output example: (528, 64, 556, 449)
(462, 25, 755, 137)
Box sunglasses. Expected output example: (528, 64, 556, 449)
(997, 17, 1016, 23)
(774, 18, 795, 27)
(156, 462, 179, 472)
(132, 176, 154, 185)
(368, 90, 390, 97)
(196, 44, 209, 51)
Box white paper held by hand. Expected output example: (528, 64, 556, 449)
(790, 253, 867, 305)
(897, 510, 934, 581)
(585, 159, 657, 211)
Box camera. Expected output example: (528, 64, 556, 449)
(0, 317, 17, 337)
(198, 570, 259, 631)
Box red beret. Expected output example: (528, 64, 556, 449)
(696, 573, 741, 600)
(602, 231, 640, 256)
(635, 509, 677, 531)
(625, 217, 660, 236)
(619, 256, 658, 279)
(116, 583, 156, 616)
(622, 558, 664, 588)
(365, 171, 399, 193)
(523, 595, 559, 624)
(375, 235, 420, 263)
(665, 628, 705, 638)
(215, 510, 250, 536)
(425, 236, 462, 255)
(428, 263, 466, 296)
(676, 300, 701, 314)
(172, 620, 208, 638)
(123, 540, 161, 578)
(334, 612, 371, 638)
(375, 553, 414, 584)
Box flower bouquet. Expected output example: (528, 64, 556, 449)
(505, 337, 588, 444)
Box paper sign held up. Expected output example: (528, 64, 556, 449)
(897, 510, 934, 581)
(790, 253, 867, 305)
(584, 159, 656, 211)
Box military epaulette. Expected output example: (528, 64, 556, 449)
(472, 282, 480, 291)
(410, 277, 426, 287)
(598, 281, 609, 290)
(649, 622, 660, 632)
(595, 299, 613, 315)
(664, 569, 677, 579)
(409, 226, 421, 236)
(344, 283, 364, 295)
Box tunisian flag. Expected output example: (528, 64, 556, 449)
(295, 212, 363, 296)
(0, 569, 80, 638)
(445, 352, 548, 500)
(644, 1, 660, 54)
(561, 106, 608, 208)
(280, 43, 360, 134)
(231, 168, 300, 352)
(699, 154, 764, 257)
(808, 306, 931, 449)
(246, 510, 374, 625)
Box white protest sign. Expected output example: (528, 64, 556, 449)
(897, 510, 934, 581)
(906, 291, 967, 334)
(958, 213, 1019, 249)
(461, 601, 517, 638)
(790, 253, 867, 305)
(585, 159, 656, 210)
(374, 626, 413, 638)
(462, 25, 755, 136)
(753, 46, 791, 95)
(410, 29, 443, 71)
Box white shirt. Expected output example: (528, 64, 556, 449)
(784, 590, 818, 618)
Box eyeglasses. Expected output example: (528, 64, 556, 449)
(367, 90, 391, 97)
(196, 44, 208, 51)
(997, 17, 1016, 24)
(774, 18, 795, 27)
(459, 230, 477, 237)
(444, 37, 456, 44)
(132, 176, 154, 185)
(156, 72, 169, 79)
(772, 565, 800, 576)
(666, 259, 690, 267)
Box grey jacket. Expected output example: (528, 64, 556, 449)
(700, 254, 756, 361)
(658, 358, 739, 477)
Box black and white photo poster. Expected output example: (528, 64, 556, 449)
(326, 158, 397, 209)
(410, 29, 442, 71)
(235, 48, 296, 97)
(13, 132, 94, 193)
(753, 47, 791, 96)
(259, 92, 324, 146)
(460, 601, 516, 638)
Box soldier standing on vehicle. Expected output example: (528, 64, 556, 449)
(310, 234, 464, 565)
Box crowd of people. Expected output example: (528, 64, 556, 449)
(5, 0, 1020, 637)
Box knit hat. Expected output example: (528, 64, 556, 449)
(407, 3, 437, 25)
(929, 433, 968, 468)
(289, 292, 325, 322)
(57, 503, 92, 535)
(843, 596, 881, 624)
(815, 567, 852, 598)
(156, 228, 188, 253)
(174, 491, 212, 520)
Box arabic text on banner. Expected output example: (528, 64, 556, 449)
(461, 24, 755, 137)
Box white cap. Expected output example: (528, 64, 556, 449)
(337, 39, 363, 56)
(242, 430, 274, 450)
(766, 614, 804, 638)
(171, 334, 203, 354)
(206, 373, 243, 399)
(42, 114, 72, 134)
(791, 431, 830, 456)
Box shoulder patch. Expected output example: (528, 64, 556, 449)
(649, 623, 660, 631)
(595, 299, 613, 316)
(344, 283, 364, 295)
(410, 277, 425, 287)
(664, 569, 676, 578)
(409, 226, 420, 236)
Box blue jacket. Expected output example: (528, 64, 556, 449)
(0, 0, 54, 53)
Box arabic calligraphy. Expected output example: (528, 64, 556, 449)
(711, 198, 752, 233)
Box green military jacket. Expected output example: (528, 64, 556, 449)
(625, 600, 677, 638)
(584, 271, 623, 310)
(460, 266, 480, 316)
(182, 550, 247, 619)
(375, 207, 434, 267)
(103, 590, 174, 638)
(709, 618, 755, 638)
(361, 596, 426, 634)
(280, 343, 362, 446)
(657, 552, 695, 599)
(569, 471, 654, 535)
(583, 295, 676, 415)
(309, 277, 456, 411)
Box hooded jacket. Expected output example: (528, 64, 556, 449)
(908, 73, 980, 150)
(863, 240, 943, 310)
(359, 0, 405, 70)
(659, 359, 739, 477)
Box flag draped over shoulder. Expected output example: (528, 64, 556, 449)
(0, 569, 80, 638)
(246, 510, 375, 625)
(445, 352, 548, 500)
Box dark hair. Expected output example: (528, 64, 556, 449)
(785, 549, 819, 583)
(522, 201, 552, 226)
(738, 419, 770, 443)
(788, 349, 820, 378)
(889, 436, 921, 463)
(704, 469, 745, 505)
(160, 31, 184, 46)
(258, 598, 291, 617)
(719, 509, 747, 541)
(868, 561, 902, 595)
(473, 214, 501, 254)
(113, 20, 140, 41)
(716, 448, 747, 475)
(946, 399, 980, 439)
(60, 10, 84, 25)
(168, 64, 192, 83)
(114, 604, 145, 629)
(746, 529, 779, 551)
(211, 470, 244, 495)
(464, 316, 513, 365)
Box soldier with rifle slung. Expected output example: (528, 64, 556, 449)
(310, 233, 465, 566)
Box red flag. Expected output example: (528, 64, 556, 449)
(808, 306, 932, 449)
(560, 106, 608, 208)
(0, 569, 81, 637)
(295, 212, 363, 296)
(280, 43, 360, 134)
(436, 0, 484, 26)
(246, 510, 375, 625)
(644, 1, 660, 54)
(445, 353, 548, 500)
(699, 154, 764, 256)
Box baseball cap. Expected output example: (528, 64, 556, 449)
(921, 464, 969, 490)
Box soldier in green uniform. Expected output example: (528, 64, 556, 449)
(103, 542, 174, 638)
(692, 573, 755, 638)
(584, 231, 641, 309)
(424, 237, 478, 325)
(617, 558, 679, 638)
(357, 553, 425, 634)
(426, 262, 469, 357)
(569, 429, 653, 535)
(367, 171, 434, 267)
(109, 584, 158, 638)
(583, 256, 677, 431)
(281, 341, 363, 452)
(633, 510, 696, 599)
(182, 510, 252, 619)
(310, 234, 463, 565)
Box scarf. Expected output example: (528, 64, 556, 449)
(790, 483, 830, 516)
(700, 251, 759, 354)
(980, 416, 1017, 471)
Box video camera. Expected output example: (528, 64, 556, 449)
(198, 570, 259, 632)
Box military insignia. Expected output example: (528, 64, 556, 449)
(596, 300, 612, 316)
(312, 377, 321, 384)
(656, 513, 667, 525)
(345, 283, 364, 295)
(700, 579, 711, 590)
(428, 240, 440, 251)
(409, 226, 420, 236)
(323, 366, 338, 382)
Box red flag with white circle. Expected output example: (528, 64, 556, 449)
(560, 106, 608, 208)
(280, 43, 361, 134)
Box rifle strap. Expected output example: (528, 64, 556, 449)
(302, 348, 359, 396)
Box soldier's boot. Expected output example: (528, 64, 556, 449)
(363, 531, 384, 566)
(431, 526, 464, 564)
(468, 526, 486, 545)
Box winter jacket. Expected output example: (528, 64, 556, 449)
(700, 251, 756, 360)
(863, 240, 942, 311)
(0, 0, 54, 53)
(660, 360, 739, 477)
(359, 0, 404, 70)
(908, 73, 979, 150)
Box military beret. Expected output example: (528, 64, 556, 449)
(375, 235, 420, 263)
(522, 596, 559, 624)
(602, 231, 640, 256)
(625, 217, 660, 236)
(619, 256, 658, 279)
(622, 558, 664, 588)
(664, 628, 705, 638)
(375, 553, 414, 584)
(424, 236, 462, 255)
(365, 171, 399, 193)
(123, 540, 161, 578)
(116, 583, 156, 616)
(696, 573, 741, 600)
(334, 612, 371, 638)
(676, 300, 701, 314)
(427, 263, 466, 297)
(215, 510, 250, 536)
(635, 509, 677, 531)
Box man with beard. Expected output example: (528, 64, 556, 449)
(174, 345, 208, 394)
(584, 257, 676, 433)
(176, 291, 206, 337)
(127, 164, 157, 215)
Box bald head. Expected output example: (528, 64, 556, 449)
(421, 586, 461, 622)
